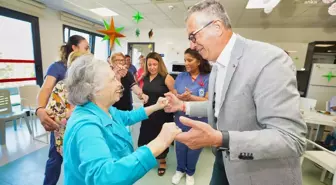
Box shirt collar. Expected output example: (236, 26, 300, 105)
(216, 33, 237, 67)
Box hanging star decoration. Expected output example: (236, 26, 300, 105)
(97, 18, 125, 49)
(135, 28, 140, 37)
(322, 71, 336, 82)
(133, 11, 144, 24)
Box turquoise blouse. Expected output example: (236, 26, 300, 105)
(63, 102, 157, 185)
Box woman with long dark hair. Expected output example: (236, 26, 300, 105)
(36, 35, 89, 185)
(172, 48, 211, 185)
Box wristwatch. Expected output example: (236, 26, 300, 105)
(217, 131, 230, 151)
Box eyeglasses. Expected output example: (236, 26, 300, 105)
(188, 20, 214, 43)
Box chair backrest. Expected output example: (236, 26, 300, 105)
(300, 97, 317, 111)
(0, 89, 12, 115)
(18, 85, 40, 109)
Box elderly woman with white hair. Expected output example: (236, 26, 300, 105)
(63, 54, 181, 185)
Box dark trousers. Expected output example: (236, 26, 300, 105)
(43, 132, 63, 185)
(176, 141, 202, 176)
(210, 151, 230, 185)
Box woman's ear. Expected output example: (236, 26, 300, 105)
(71, 45, 77, 51)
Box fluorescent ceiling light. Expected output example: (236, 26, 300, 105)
(315, 44, 334, 47)
(246, 0, 267, 9)
(287, 50, 298, 53)
(90, 8, 118, 17)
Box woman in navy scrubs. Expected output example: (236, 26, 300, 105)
(172, 48, 211, 185)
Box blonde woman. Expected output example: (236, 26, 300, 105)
(46, 51, 90, 156)
(109, 52, 148, 111)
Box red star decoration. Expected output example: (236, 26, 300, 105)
(97, 18, 125, 50)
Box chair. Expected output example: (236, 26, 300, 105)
(19, 85, 40, 136)
(0, 89, 32, 145)
(301, 139, 336, 183)
(300, 97, 317, 111)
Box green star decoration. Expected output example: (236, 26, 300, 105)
(135, 28, 140, 37)
(133, 11, 144, 24)
(322, 71, 336, 82)
(100, 19, 124, 47)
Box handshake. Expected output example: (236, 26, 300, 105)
(148, 92, 218, 157)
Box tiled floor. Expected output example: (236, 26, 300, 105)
(0, 121, 334, 185)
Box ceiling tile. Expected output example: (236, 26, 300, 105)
(143, 13, 171, 22)
(183, 0, 199, 9)
(156, 2, 186, 12)
(299, 6, 332, 18)
(131, 3, 162, 14)
(122, 0, 152, 5)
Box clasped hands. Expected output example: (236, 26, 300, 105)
(161, 92, 223, 150)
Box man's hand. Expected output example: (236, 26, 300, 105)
(175, 116, 223, 149)
(164, 92, 184, 113)
(36, 108, 59, 131)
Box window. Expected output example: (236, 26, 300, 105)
(63, 25, 109, 61)
(0, 7, 43, 88)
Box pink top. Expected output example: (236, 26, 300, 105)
(136, 67, 144, 88)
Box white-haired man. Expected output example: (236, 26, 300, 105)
(165, 1, 307, 185)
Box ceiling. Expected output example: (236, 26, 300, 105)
(36, 0, 336, 29)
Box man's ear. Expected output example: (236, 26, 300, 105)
(213, 21, 224, 37)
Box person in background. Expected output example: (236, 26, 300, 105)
(136, 55, 145, 88)
(45, 51, 89, 156)
(138, 52, 175, 176)
(320, 96, 336, 151)
(125, 54, 137, 76)
(109, 52, 148, 111)
(172, 48, 211, 185)
(36, 35, 89, 185)
(63, 55, 182, 185)
(328, 96, 336, 113)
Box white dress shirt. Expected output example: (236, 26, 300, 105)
(214, 33, 237, 117)
(186, 33, 237, 118)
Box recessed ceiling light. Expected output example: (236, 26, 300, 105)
(90, 8, 119, 17)
(315, 44, 334, 47)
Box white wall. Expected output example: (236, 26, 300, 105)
(2, 0, 336, 73)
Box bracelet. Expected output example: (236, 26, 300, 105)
(35, 107, 44, 115)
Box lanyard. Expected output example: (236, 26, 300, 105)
(191, 74, 204, 87)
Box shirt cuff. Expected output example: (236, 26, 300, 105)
(133, 146, 157, 171)
(185, 102, 191, 115)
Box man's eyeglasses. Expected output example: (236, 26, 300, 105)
(188, 20, 214, 43)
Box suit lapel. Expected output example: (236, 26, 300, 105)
(219, 35, 245, 109)
(207, 64, 217, 128)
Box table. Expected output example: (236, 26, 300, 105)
(302, 111, 336, 141)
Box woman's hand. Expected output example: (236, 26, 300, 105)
(147, 122, 182, 157)
(144, 97, 169, 116)
(155, 97, 169, 110)
(141, 93, 149, 104)
(36, 108, 60, 131)
(177, 88, 192, 101)
(112, 64, 127, 80)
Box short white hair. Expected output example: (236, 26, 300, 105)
(186, 0, 231, 29)
(65, 54, 111, 105)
